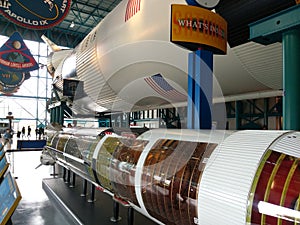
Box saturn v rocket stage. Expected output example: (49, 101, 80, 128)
(42, 128, 300, 225)
(44, 0, 229, 114)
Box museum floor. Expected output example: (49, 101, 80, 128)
(7, 150, 75, 225)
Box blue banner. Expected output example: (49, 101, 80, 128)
(0, 70, 25, 88)
(0, 32, 39, 72)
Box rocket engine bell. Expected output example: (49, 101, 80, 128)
(42, 128, 300, 225)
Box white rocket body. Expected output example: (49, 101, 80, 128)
(47, 0, 276, 114)
(49, 0, 192, 113)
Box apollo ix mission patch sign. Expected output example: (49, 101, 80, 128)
(0, 0, 71, 29)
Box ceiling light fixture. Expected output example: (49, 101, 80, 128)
(70, 21, 75, 28)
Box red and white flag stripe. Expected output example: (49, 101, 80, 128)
(144, 74, 187, 102)
(125, 0, 141, 22)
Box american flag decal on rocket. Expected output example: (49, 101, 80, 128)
(144, 74, 187, 101)
(125, 0, 141, 22)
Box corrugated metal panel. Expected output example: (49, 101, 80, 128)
(232, 41, 283, 89)
(198, 130, 287, 225)
(76, 44, 120, 108)
(75, 39, 132, 111)
(271, 131, 300, 157)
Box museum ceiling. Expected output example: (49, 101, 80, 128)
(0, 0, 122, 48)
(0, 0, 297, 48)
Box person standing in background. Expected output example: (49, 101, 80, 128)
(21, 126, 25, 139)
(35, 127, 39, 139)
(27, 126, 31, 139)
(38, 127, 44, 139)
(3, 128, 12, 149)
(17, 130, 21, 138)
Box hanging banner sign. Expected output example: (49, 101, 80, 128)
(0, 70, 27, 88)
(0, 70, 24, 88)
(0, 32, 39, 72)
(0, 85, 19, 94)
(0, 70, 30, 95)
(171, 4, 227, 54)
(0, 0, 71, 29)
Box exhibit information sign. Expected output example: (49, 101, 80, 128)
(0, 150, 4, 161)
(0, 156, 8, 178)
(171, 4, 227, 54)
(0, 172, 22, 225)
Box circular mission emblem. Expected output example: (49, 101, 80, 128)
(0, 0, 71, 29)
(0, 70, 25, 88)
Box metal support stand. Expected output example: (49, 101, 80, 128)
(282, 29, 300, 130)
(249, 4, 300, 130)
(80, 179, 88, 197)
(127, 207, 134, 225)
(235, 101, 242, 130)
(50, 164, 58, 177)
(69, 172, 76, 188)
(65, 169, 71, 184)
(87, 183, 96, 203)
(110, 201, 121, 222)
(63, 167, 67, 182)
